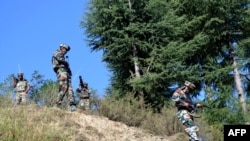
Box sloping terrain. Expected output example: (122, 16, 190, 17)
(55, 109, 187, 141)
(0, 105, 188, 141)
(70, 111, 168, 141)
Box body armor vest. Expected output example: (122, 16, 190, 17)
(16, 80, 28, 91)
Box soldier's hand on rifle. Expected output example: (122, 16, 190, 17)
(196, 103, 203, 108)
(183, 102, 190, 108)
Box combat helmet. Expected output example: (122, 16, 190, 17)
(18, 73, 24, 76)
(184, 81, 196, 90)
(59, 43, 70, 51)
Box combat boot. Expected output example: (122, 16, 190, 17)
(69, 101, 77, 112)
(70, 105, 76, 112)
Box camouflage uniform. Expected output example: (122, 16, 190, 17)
(52, 44, 76, 111)
(76, 83, 90, 110)
(13, 73, 30, 106)
(171, 81, 200, 141)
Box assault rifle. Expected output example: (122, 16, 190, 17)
(187, 101, 211, 118)
(79, 75, 84, 88)
(65, 56, 72, 77)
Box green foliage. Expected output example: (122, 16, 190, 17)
(0, 74, 15, 98)
(82, 0, 250, 139)
(140, 107, 183, 136)
(99, 93, 222, 139)
(29, 70, 45, 104)
(89, 89, 102, 111)
(37, 80, 58, 107)
(100, 93, 147, 126)
(82, 0, 186, 111)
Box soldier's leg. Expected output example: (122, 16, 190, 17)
(79, 99, 84, 107)
(177, 110, 199, 141)
(84, 99, 90, 110)
(20, 92, 28, 105)
(55, 71, 68, 105)
(66, 81, 76, 111)
(15, 92, 21, 106)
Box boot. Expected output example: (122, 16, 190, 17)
(70, 104, 77, 112)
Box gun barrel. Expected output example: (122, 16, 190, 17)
(203, 105, 211, 108)
(79, 75, 84, 87)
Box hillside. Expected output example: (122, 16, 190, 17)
(0, 105, 188, 141)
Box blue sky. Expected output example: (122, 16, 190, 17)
(0, 0, 110, 97)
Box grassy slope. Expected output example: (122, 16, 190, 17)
(0, 105, 188, 141)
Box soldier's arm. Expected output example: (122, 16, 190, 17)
(12, 79, 17, 88)
(54, 52, 68, 64)
(12, 75, 18, 88)
(171, 88, 182, 102)
(25, 81, 31, 93)
(171, 89, 189, 108)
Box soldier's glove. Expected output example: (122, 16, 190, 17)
(196, 103, 203, 108)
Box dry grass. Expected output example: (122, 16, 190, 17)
(0, 93, 223, 141)
(0, 105, 74, 141)
(0, 105, 174, 141)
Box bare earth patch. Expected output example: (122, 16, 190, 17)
(65, 110, 183, 141)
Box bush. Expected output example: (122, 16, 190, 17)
(99, 93, 183, 136)
(99, 92, 223, 140)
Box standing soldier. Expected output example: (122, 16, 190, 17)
(76, 76, 91, 110)
(12, 73, 30, 106)
(52, 43, 76, 112)
(171, 81, 203, 141)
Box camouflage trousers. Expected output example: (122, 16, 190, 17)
(79, 98, 90, 110)
(176, 110, 200, 141)
(15, 91, 28, 105)
(55, 68, 75, 106)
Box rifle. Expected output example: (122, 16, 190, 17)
(187, 102, 211, 118)
(201, 103, 211, 109)
(79, 75, 84, 88)
(65, 56, 72, 77)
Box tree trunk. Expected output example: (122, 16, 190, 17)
(133, 44, 141, 78)
(128, 0, 141, 78)
(229, 42, 247, 113)
(233, 57, 247, 113)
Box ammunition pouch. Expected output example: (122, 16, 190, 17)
(81, 91, 89, 99)
(81, 95, 89, 99)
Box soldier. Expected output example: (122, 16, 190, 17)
(12, 73, 30, 106)
(52, 43, 76, 111)
(171, 81, 203, 141)
(76, 76, 91, 110)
